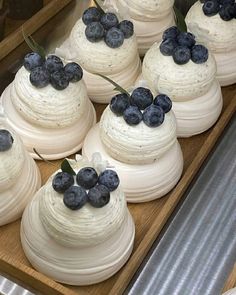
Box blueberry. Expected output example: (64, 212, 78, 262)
(100, 12, 119, 30)
(30, 66, 50, 88)
(219, 0, 234, 5)
(50, 70, 69, 90)
(64, 62, 83, 82)
(177, 32, 196, 49)
(143, 105, 165, 128)
(0, 130, 14, 152)
(45, 55, 64, 74)
(52, 172, 74, 193)
(191, 44, 209, 64)
(110, 93, 130, 116)
(172, 46, 191, 65)
(203, 0, 220, 16)
(105, 27, 124, 48)
(82, 7, 102, 25)
(23, 52, 45, 72)
(153, 94, 172, 113)
(130, 87, 153, 110)
(160, 38, 178, 56)
(219, 4, 235, 20)
(98, 170, 120, 192)
(85, 21, 105, 42)
(76, 167, 98, 189)
(162, 26, 180, 40)
(118, 20, 134, 38)
(88, 185, 110, 208)
(63, 186, 87, 210)
(123, 106, 143, 125)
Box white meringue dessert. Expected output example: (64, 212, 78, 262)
(1, 63, 96, 160)
(56, 10, 141, 103)
(83, 91, 183, 203)
(21, 154, 135, 285)
(103, 0, 175, 56)
(186, 1, 236, 86)
(0, 118, 41, 226)
(142, 36, 223, 137)
(223, 288, 236, 295)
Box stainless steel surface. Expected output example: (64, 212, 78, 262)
(0, 275, 35, 295)
(126, 115, 236, 295)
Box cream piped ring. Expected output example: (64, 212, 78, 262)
(223, 288, 236, 295)
(214, 51, 236, 87)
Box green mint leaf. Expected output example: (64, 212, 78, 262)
(61, 159, 76, 176)
(22, 27, 46, 59)
(93, 0, 105, 14)
(173, 6, 187, 32)
(95, 73, 130, 97)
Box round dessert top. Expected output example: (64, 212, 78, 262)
(0, 122, 25, 193)
(142, 41, 216, 101)
(186, 1, 236, 53)
(39, 154, 127, 248)
(67, 18, 138, 74)
(11, 66, 88, 128)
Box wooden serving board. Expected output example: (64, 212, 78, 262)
(0, 88, 235, 295)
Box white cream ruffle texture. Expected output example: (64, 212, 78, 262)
(1, 71, 96, 160)
(185, 1, 236, 86)
(0, 120, 41, 226)
(99, 106, 177, 164)
(83, 124, 183, 203)
(56, 19, 141, 103)
(21, 157, 135, 285)
(223, 288, 236, 295)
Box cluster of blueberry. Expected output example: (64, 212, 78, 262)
(160, 26, 209, 65)
(52, 167, 120, 210)
(83, 7, 134, 48)
(110, 87, 172, 127)
(0, 130, 13, 152)
(201, 0, 236, 21)
(23, 52, 83, 90)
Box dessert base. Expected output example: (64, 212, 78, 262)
(82, 124, 183, 203)
(21, 189, 135, 286)
(0, 153, 41, 226)
(215, 51, 236, 87)
(1, 85, 97, 160)
(173, 80, 223, 138)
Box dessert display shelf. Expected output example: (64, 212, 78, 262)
(0, 1, 235, 295)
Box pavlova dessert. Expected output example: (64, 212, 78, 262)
(83, 84, 183, 202)
(0, 51, 96, 160)
(103, 0, 175, 55)
(56, 5, 141, 103)
(0, 117, 41, 226)
(142, 26, 223, 137)
(186, 0, 236, 86)
(21, 153, 135, 285)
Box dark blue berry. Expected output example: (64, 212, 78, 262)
(45, 55, 64, 74)
(219, 4, 235, 20)
(173, 46, 191, 65)
(123, 106, 143, 125)
(219, 0, 234, 5)
(64, 62, 83, 82)
(23, 52, 45, 72)
(88, 184, 110, 208)
(177, 32, 196, 49)
(160, 38, 178, 56)
(85, 22, 105, 42)
(153, 94, 172, 113)
(191, 44, 209, 64)
(0, 130, 13, 152)
(76, 167, 98, 189)
(130, 87, 153, 110)
(110, 93, 130, 116)
(63, 186, 87, 210)
(50, 70, 69, 90)
(52, 172, 74, 193)
(30, 66, 50, 88)
(82, 7, 102, 25)
(203, 0, 220, 16)
(100, 12, 119, 30)
(98, 170, 120, 192)
(105, 27, 124, 48)
(118, 20, 134, 38)
(143, 105, 165, 127)
(162, 26, 180, 40)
